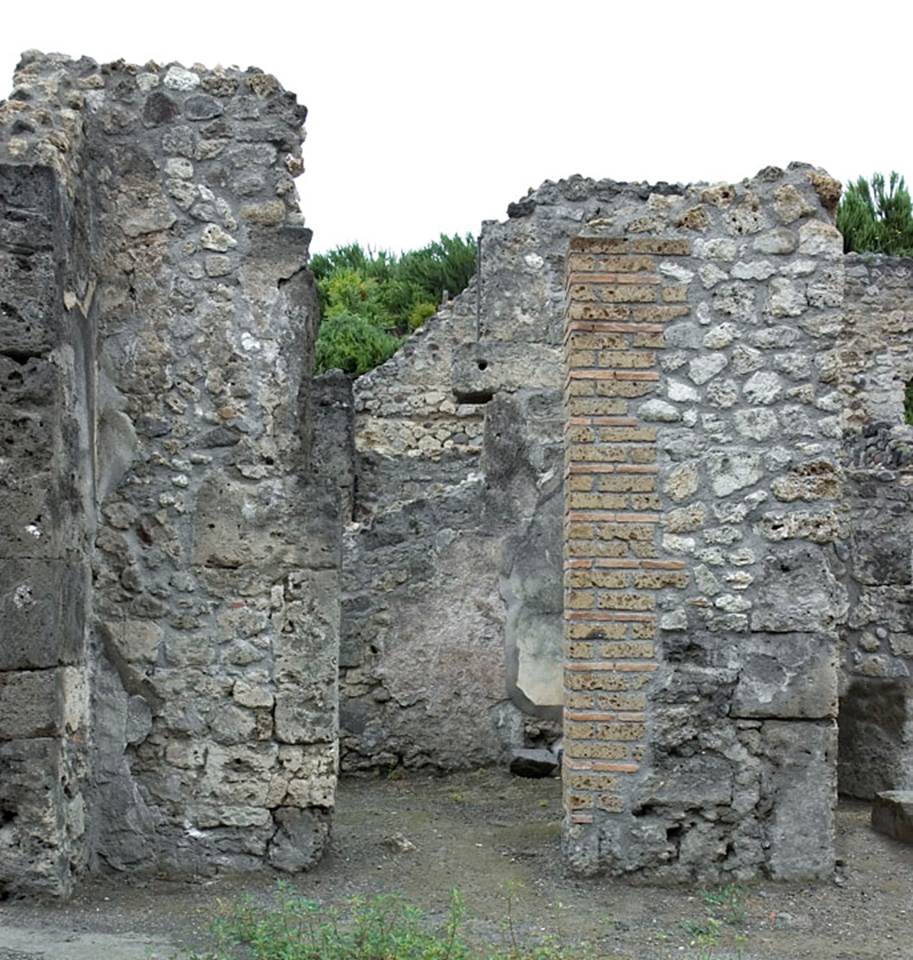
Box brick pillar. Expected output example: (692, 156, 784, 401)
(562, 237, 690, 870)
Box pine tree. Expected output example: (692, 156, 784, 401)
(837, 172, 913, 255)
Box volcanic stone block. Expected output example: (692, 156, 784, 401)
(850, 511, 913, 586)
(872, 791, 913, 844)
(0, 667, 87, 740)
(731, 632, 838, 719)
(751, 547, 846, 633)
(509, 747, 559, 778)
(267, 806, 331, 872)
(0, 559, 86, 669)
(0, 737, 67, 895)
(760, 720, 837, 879)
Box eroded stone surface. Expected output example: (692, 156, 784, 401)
(0, 52, 340, 894)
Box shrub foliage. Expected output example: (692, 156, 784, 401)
(837, 172, 913, 255)
(311, 233, 476, 376)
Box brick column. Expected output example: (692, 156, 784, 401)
(562, 236, 690, 865)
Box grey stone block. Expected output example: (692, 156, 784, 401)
(0, 737, 68, 895)
(0, 669, 64, 739)
(751, 547, 846, 633)
(0, 559, 86, 669)
(509, 747, 558, 778)
(731, 632, 837, 719)
(872, 791, 913, 844)
(267, 807, 331, 872)
(760, 720, 837, 879)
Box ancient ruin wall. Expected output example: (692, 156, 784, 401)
(341, 178, 691, 771)
(0, 56, 94, 897)
(562, 166, 847, 881)
(0, 53, 341, 894)
(838, 254, 913, 798)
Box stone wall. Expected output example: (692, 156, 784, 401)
(561, 166, 848, 881)
(0, 53, 342, 894)
(340, 178, 688, 771)
(838, 254, 913, 798)
(0, 60, 94, 896)
(3, 48, 913, 894)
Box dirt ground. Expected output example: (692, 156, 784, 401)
(1, 769, 911, 959)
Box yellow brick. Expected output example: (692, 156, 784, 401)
(566, 539, 630, 558)
(594, 380, 656, 398)
(568, 493, 628, 510)
(598, 426, 657, 443)
(598, 350, 656, 369)
(597, 793, 625, 813)
(662, 285, 688, 303)
(567, 773, 618, 792)
(566, 570, 627, 589)
(632, 331, 665, 348)
(565, 671, 649, 693)
(596, 285, 657, 303)
(566, 641, 594, 658)
(593, 722, 645, 741)
(566, 741, 628, 760)
(567, 303, 632, 322)
(568, 444, 627, 462)
(568, 350, 597, 367)
(567, 692, 595, 709)
(568, 475, 594, 492)
(628, 445, 657, 464)
(629, 541, 659, 558)
(566, 721, 595, 739)
(568, 332, 628, 350)
(568, 283, 599, 302)
(631, 621, 657, 640)
(630, 304, 690, 321)
(596, 523, 655, 542)
(567, 254, 655, 273)
(630, 494, 661, 510)
(595, 692, 647, 711)
(566, 622, 628, 641)
(566, 425, 595, 444)
(597, 592, 655, 611)
(597, 475, 656, 493)
(567, 379, 596, 397)
(633, 571, 689, 589)
(566, 523, 594, 540)
(598, 641, 655, 659)
(568, 397, 628, 417)
(566, 589, 594, 610)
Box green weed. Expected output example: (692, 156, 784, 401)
(181, 883, 602, 960)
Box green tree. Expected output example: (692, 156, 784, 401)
(314, 311, 403, 377)
(311, 233, 476, 375)
(837, 172, 913, 255)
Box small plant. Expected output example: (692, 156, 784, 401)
(904, 380, 913, 426)
(181, 883, 599, 960)
(680, 883, 749, 959)
(682, 914, 723, 948)
(700, 883, 747, 927)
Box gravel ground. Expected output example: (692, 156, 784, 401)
(1, 768, 911, 959)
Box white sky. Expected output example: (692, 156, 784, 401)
(2, 1, 909, 253)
